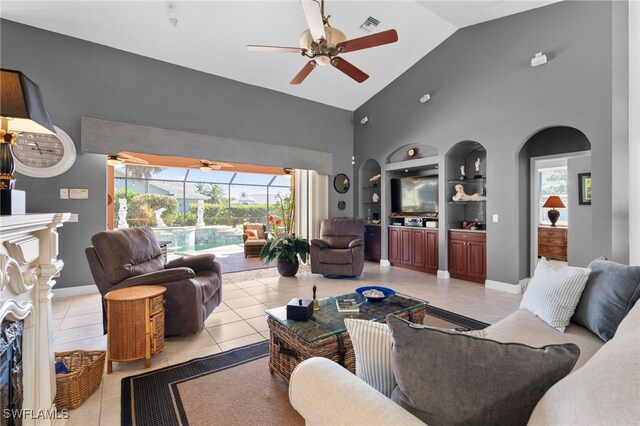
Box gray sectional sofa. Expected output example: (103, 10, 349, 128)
(289, 300, 640, 425)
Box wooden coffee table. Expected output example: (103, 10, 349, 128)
(265, 292, 427, 382)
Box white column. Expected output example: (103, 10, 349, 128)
(630, 0, 640, 265)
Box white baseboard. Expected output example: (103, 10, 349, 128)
(437, 270, 450, 279)
(53, 285, 99, 298)
(380, 259, 391, 267)
(485, 280, 522, 294)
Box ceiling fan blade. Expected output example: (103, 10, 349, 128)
(336, 29, 399, 54)
(331, 57, 369, 83)
(247, 45, 305, 54)
(290, 60, 317, 85)
(300, 0, 326, 42)
(125, 158, 149, 165)
(190, 160, 234, 169)
(117, 153, 149, 164)
(212, 162, 233, 168)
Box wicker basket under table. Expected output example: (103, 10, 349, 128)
(54, 350, 106, 409)
(267, 304, 426, 382)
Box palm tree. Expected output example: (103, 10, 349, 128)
(240, 191, 248, 197)
(126, 165, 164, 193)
(195, 183, 226, 204)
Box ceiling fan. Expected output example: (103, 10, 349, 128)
(188, 160, 234, 173)
(247, 0, 398, 84)
(107, 152, 148, 166)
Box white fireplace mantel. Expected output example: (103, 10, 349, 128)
(0, 213, 71, 425)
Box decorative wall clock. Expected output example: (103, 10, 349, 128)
(13, 126, 76, 178)
(404, 147, 420, 160)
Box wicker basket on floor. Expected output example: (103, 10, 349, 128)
(54, 350, 106, 409)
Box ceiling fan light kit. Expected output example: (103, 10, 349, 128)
(191, 159, 233, 172)
(107, 152, 149, 166)
(107, 156, 122, 166)
(247, 0, 398, 85)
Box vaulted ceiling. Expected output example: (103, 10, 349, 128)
(1, 1, 560, 111)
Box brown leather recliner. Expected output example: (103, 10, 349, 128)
(310, 219, 365, 277)
(85, 227, 222, 336)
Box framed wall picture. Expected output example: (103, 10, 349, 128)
(578, 173, 592, 205)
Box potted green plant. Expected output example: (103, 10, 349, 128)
(259, 190, 310, 276)
(259, 232, 310, 276)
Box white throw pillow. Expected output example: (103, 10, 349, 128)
(520, 258, 591, 332)
(345, 318, 487, 397)
(345, 319, 396, 397)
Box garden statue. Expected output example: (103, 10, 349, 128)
(196, 200, 205, 228)
(117, 198, 129, 229)
(155, 208, 167, 228)
(452, 184, 487, 202)
(372, 192, 380, 203)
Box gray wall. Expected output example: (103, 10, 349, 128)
(1, 19, 353, 288)
(354, 1, 629, 286)
(567, 155, 593, 267)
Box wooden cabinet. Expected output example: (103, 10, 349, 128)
(364, 225, 381, 262)
(538, 226, 567, 261)
(105, 285, 166, 374)
(388, 227, 438, 275)
(411, 229, 426, 269)
(389, 226, 400, 264)
(448, 231, 486, 284)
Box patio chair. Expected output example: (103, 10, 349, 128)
(243, 223, 268, 258)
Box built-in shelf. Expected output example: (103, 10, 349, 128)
(447, 178, 486, 184)
(449, 228, 486, 233)
(448, 200, 486, 204)
(361, 186, 381, 190)
(362, 202, 380, 205)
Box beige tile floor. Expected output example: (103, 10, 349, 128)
(52, 262, 522, 425)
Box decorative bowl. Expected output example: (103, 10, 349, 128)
(355, 286, 396, 302)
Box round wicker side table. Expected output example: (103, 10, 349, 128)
(104, 285, 166, 374)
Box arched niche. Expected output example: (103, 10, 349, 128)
(359, 159, 382, 220)
(386, 144, 438, 164)
(517, 126, 592, 278)
(444, 140, 487, 230)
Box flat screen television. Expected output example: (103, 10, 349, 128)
(391, 176, 438, 213)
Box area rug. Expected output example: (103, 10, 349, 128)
(121, 307, 488, 426)
(222, 264, 310, 284)
(222, 267, 280, 284)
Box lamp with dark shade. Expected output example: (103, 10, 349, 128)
(543, 195, 566, 227)
(0, 68, 55, 215)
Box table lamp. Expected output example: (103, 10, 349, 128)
(0, 68, 55, 215)
(543, 195, 565, 227)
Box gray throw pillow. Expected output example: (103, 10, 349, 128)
(572, 257, 640, 341)
(387, 315, 579, 426)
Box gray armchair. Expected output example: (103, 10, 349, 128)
(85, 227, 222, 336)
(310, 219, 365, 277)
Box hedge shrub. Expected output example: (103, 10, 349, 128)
(128, 194, 179, 226)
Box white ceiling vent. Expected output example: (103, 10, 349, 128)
(359, 16, 380, 33)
